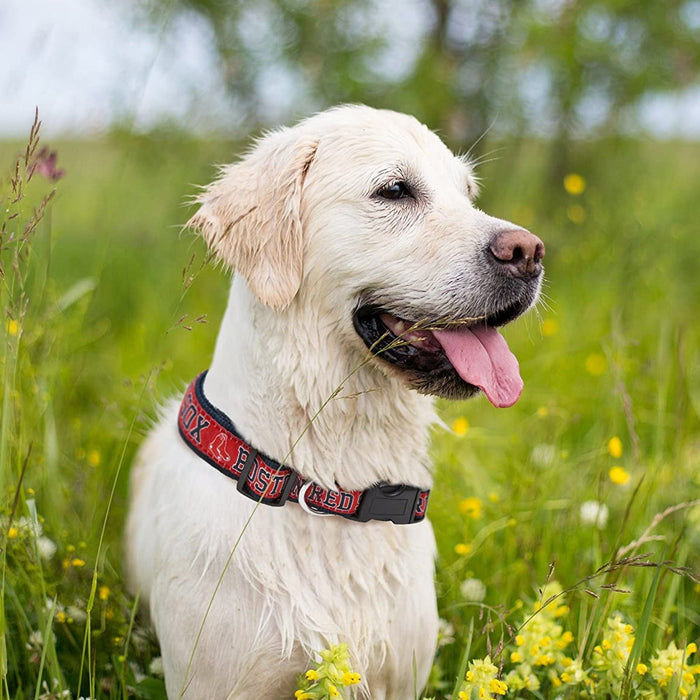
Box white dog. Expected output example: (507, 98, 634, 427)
(125, 105, 544, 699)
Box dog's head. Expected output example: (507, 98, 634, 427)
(189, 105, 544, 405)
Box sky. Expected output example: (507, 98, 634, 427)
(0, 0, 232, 137)
(2, 0, 700, 139)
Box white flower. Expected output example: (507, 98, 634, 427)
(66, 605, 87, 624)
(130, 660, 147, 683)
(460, 577, 487, 602)
(45, 598, 65, 615)
(148, 656, 165, 676)
(580, 500, 609, 529)
(437, 618, 455, 648)
(531, 443, 557, 468)
(27, 630, 44, 649)
(37, 536, 57, 560)
(38, 679, 71, 698)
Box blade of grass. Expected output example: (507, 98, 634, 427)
(119, 592, 141, 699)
(76, 371, 155, 698)
(33, 598, 56, 700)
(449, 617, 474, 700)
(621, 553, 665, 698)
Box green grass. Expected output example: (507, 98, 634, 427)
(1, 120, 698, 699)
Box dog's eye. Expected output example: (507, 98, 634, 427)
(377, 181, 412, 200)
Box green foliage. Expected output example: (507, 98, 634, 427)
(135, 0, 700, 147)
(426, 135, 700, 697)
(454, 582, 700, 698)
(1, 117, 699, 698)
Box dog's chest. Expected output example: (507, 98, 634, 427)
(230, 507, 440, 689)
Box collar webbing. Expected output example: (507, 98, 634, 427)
(177, 371, 430, 525)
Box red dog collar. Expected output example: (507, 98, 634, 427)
(177, 371, 430, 524)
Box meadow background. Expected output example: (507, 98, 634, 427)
(2, 1, 700, 698)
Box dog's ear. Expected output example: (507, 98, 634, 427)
(188, 130, 318, 309)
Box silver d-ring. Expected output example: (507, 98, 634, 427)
(298, 482, 333, 517)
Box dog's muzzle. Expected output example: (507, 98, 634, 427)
(352, 230, 544, 405)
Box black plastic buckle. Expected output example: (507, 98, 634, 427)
(236, 448, 297, 507)
(356, 482, 421, 524)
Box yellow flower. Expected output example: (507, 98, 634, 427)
(71, 557, 86, 568)
(329, 685, 340, 697)
(607, 436, 623, 458)
(536, 406, 548, 418)
(637, 663, 648, 675)
(294, 691, 312, 699)
(98, 585, 110, 601)
(489, 678, 507, 695)
(452, 417, 469, 436)
(6, 319, 19, 336)
(7, 526, 18, 539)
(563, 173, 586, 195)
(56, 611, 68, 623)
(462, 656, 503, 699)
(609, 466, 630, 486)
(342, 672, 361, 685)
(459, 497, 482, 519)
(567, 205, 586, 223)
(305, 669, 319, 682)
(87, 449, 101, 467)
(585, 352, 607, 376)
(541, 318, 559, 337)
(454, 542, 472, 556)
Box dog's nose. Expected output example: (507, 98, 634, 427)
(489, 228, 545, 279)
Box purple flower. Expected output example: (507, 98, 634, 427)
(30, 147, 65, 182)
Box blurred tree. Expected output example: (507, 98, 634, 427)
(516, 0, 700, 175)
(137, 0, 700, 155)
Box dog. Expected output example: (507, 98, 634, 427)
(125, 105, 544, 699)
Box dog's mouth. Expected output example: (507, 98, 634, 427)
(353, 300, 529, 406)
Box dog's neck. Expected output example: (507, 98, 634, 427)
(204, 277, 437, 491)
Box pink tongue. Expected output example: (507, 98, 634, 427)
(432, 325, 523, 408)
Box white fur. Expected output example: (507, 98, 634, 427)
(125, 105, 530, 699)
